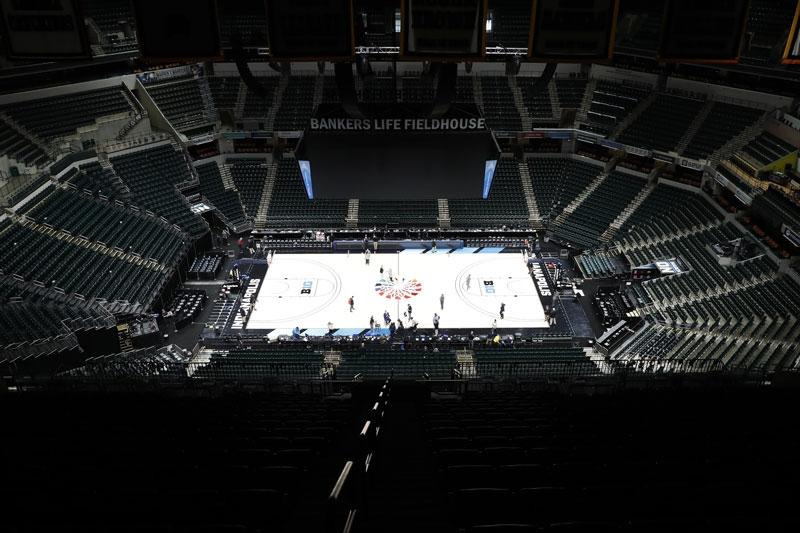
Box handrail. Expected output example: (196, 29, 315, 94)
(326, 460, 357, 533)
(323, 377, 392, 533)
(329, 460, 354, 502)
(20, 357, 797, 390)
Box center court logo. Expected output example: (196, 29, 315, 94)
(374, 278, 423, 300)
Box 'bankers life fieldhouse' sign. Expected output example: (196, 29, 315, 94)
(309, 117, 487, 132)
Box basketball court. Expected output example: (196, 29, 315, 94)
(245, 252, 550, 331)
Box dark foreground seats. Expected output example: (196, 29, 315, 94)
(2, 392, 354, 532)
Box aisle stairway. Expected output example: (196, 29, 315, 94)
(346, 199, 359, 228)
(675, 99, 714, 154)
(357, 387, 449, 533)
(508, 77, 532, 130)
(550, 170, 608, 226)
(518, 161, 541, 225)
(610, 92, 657, 140)
(437, 198, 450, 228)
(600, 182, 655, 242)
(254, 162, 277, 228)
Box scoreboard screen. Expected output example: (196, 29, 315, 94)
(658, 0, 749, 63)
(0, 0, 89, 59)
(267, 0, 354, 59)
(529, 0, 619, 61)
(134, 0, 221, 59)
(402, 0, 486, 58)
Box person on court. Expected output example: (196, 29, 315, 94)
(439, 293, 445, 310)
(499, 302, 505, 319)
(433, 313, 440, 336)
(348, 296, 354, 312)
(369, 315, 375, 330)
(383, 310, 391, 326)
(365, 249, 370, 265)
(407, 303, 412, 318)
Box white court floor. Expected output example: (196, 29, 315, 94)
(245, 252, 550, 330)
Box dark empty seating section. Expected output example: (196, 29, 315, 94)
(3, 87, 132, 140)
(242, 77, 280, 117)
(361, 75, 397, 103)
(229, 159, 268, 217)
(267, 158, 348, 227)
(146, 79, 208, 130)
(193, 348, 329, 380)
(741, 131, 796, 166)
(0, 300, 108, 347)
(322, 76, 340, 103)
(717, 165, 754, 194)
(196, 162, 248, 227)
(555, 78, 588, 108)
(208, 76, 241, 110)
(449, 158, 528, 227)
(517, 77, 554, 120)
(751, 187, 800, 240)
(682, 102, 763, 160)
(474, 347, 597, 377)
(617, 94, 705, 152)
(0, 224, 165, 305)
(110, 145, 209, 238)
(358, 200, 438, 227)
(273, 76, 316, 131)
(527, 158, 602, 219)
(553, 172, 646, 249)
(336, 349, 453, 380)
(0, 122, 46, 166)
(487, 0, 532, 47)
(79, 0, 138, 53)
(582, 80, 649, 136)
(402, 73, 435, 102)
(456, 77, 474, 103)
(624, 224, 770, 308)
(480, 77, 522, 131)
(217, 0, 268, 47)
(664, 274, 800, 343)
(8, 175, 50, 209)
(25, 188, 184, 263)
(2, 392, 353, 532)
(68, 161, 130, 200)
(619, 184, 720, 235)
(427, 390, 799, 531)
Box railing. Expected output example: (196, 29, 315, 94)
(469, 359, 611, 378)
(326, 461, 358, 533)
(326, 378, 391, 533)
(10, 354, 796, 390)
